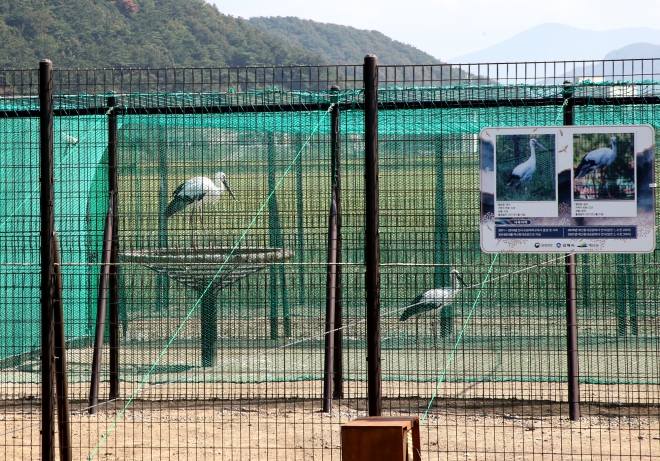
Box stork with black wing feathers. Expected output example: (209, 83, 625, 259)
(400, 269, 466, 346)
(574, 136, 617, 199)
(165, 171, 236, 248)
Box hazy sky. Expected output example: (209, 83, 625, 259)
(207, 0, 660, 60)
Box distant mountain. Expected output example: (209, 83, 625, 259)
(449, 23, 660, 63)
(0, 0, 324, 68)
(605, 42, 660, 59)
(247, 16, 442, 65)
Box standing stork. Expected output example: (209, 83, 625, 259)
(400, 269, 466, 346)
(165, 171, 236, 248)
(574, 136, 617, 199)
(506, 138, 549, 195)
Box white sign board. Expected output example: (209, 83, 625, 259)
(480, 125, 655, 253)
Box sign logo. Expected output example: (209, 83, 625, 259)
(556, 243, 562, 248)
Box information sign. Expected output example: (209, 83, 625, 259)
(480, 125, 655, 253)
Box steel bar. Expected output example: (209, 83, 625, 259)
(295, 134, 306, 310)
(563, 81, 580, 421)
(267, 133, 291, 339)
(89, 199, 114, 415)
(108, 95, 120, 400)
(330, 90, 344, 399)
(5, 95, 660, 119)
(364, 54, 382, 416)
(52, 232, 72, 461)
(39, 58, 56, 461)
(267, 133, 280, 340)
(156, 129, 170, 314)
(434, 135, 452, 338)
(323, 197, 338, 413)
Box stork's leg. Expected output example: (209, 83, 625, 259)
(199, 205, 212, 247)
(603, 176, 613, 199)
(189, 208, 197, 249)
(432, 320, 438, 348)
(591, 173, 597, 199)
(602, 167, 613, 199)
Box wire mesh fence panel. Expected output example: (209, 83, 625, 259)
(0, 69, 43, 461)
(377, 62, 660, 460)
(0, 60, 659, 460)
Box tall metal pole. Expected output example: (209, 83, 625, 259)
(434, 135, 452, 338)
(364, 55, 382, 416)
(39, 58, 56, 461)
(267, 132, 280, 340)
(331, 87, 344, 399)
(322, 199, 338, 413)
(52, 232, 72, 461)
(295, 133, 306, 309)
(108, 95, 120, 400)
(89, 201, 114, 414)
(563, 81, 580, 421)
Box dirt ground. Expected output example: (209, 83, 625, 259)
(1, 381, 658, 460)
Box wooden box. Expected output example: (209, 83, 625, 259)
(341, 416, 421, 461)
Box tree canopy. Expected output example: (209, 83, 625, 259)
(0, 0, 325, 68)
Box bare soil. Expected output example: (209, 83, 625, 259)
(1, 381, 658, 460)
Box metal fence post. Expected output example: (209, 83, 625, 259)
(267, 132, 291, 339)
(434, 135, 452, 338)
(156, 129, 169, 312)
(89, 200, 114, 414)
(39, 58, 56, 461)
(323, 198, 338, 413)
(331, 87, 344, 399)
(108, 95, 120, 400)
(563, 81, 580, 421)
(295, 133, 306, 309)
(52, 231, 72, 461)
(323, 88, 344, 411)
(364, 54, 382, 416)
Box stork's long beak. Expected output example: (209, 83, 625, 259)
(455, 272, 467, 287)
(224, 180, 236, 200)
(537, 142, 549, 152)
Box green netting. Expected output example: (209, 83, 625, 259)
(1, 82, 659, 391)
(0, 116, 108, 362)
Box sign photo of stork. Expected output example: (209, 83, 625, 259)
(495, 134, 557, 202)
(573, 133, 635, 201)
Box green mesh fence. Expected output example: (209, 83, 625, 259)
(0, 116, 108, 365)
(1, 76, 659, 391)
(2, 64, 660, 461)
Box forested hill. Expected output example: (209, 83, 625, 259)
(0, 0, 325, 68)
(248, 16, 443, 65)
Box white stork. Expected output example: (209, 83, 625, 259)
(400, 269, 466, 345)
(574, 136, 617, 199)
(165, 171, 236, 247)
(506, 138, 549, 195)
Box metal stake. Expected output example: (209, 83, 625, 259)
(330, 88, 344, 399)
(563, 81, 580, 421)
(364, 54, 382, 416)
(39, 58, 56, 461)
(323, 198, 338, 412)
(52, 232, 72, 461)
(108, 95, 120, 400)
(89, 199, 114, 414)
